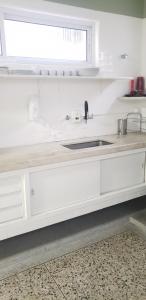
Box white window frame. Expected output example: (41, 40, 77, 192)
(0, 7, 97, 67)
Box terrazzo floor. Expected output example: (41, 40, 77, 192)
(0, 231, 146, 300)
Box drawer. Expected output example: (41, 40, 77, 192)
(0, 191, 23, 209)
(0, 176, 23, 196)
(0, 205, 23, 224)
(0, 175, 25, 224)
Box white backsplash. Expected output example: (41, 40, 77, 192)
(0, 78, 145, 148)
(0, 0, 144, 148)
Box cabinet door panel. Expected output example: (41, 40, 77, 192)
(101, 152, 145, 194)
(30, 161, 99, 216)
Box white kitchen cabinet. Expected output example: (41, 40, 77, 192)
(1, 150, 146, 241)
(30, 160, 100, 216)
(101, 152, 145, 194)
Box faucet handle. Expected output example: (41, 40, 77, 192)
(84, 101, 88, 113)
(84, 101, 88, 122)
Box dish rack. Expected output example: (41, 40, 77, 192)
(127, 112, 144, 133)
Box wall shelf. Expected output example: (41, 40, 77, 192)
(0, 74, 133, 80)
(119, 96, 146, 101)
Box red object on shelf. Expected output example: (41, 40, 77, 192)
(136, 76, 145, 96)
(130, 79, 135, 96)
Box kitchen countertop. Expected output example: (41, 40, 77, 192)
(0, 133, 146, 173)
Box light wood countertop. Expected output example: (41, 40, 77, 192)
(0, 133, 146, 173)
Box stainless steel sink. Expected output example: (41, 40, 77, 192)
(63, 140, 113, 150)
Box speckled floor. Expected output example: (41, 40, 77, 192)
(0, 231, 146, 300)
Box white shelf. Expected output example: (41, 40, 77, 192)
(119, 96, 146, 101)
(0, 74, 133, 80)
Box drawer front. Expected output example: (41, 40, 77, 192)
(0, 206, 23, 224)
(0, 192, 23, 209)
(0, 176, 23, 196)
(0, 175, 25, 224)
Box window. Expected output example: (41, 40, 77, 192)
(0, 42, 2, 56)
(0, 31, 2, 56)
(0, 9, 96, 65)
(4, 20, 87, 62)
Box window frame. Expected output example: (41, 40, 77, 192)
(0, 7, 97, 67)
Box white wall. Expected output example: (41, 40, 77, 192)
(141, 19, 146, 76)
(0, 0, 143, 147)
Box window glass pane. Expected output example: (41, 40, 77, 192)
(0, 44, 1, 55)
(4, 19, 87, 61)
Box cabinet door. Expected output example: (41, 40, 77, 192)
(30, 160, 99, 216)
(101, 152, 145, 194)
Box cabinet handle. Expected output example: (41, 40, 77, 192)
(142, 163, 145, 169)
(31, 188, 35, 196)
